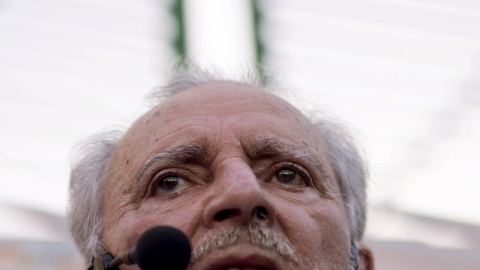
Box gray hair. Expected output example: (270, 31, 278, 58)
(67, 64, 368, 261)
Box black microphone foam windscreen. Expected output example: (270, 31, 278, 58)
(131, 226, 192, 270)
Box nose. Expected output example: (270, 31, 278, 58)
(202, 159, 276, 228)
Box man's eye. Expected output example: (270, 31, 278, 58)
(272, 168, 306, 186)
(155, 175, 190, 195)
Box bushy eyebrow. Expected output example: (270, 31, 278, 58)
(246, 137, 329, 182)
(247, 137, 317, 164)
(130, 144, 208, 187)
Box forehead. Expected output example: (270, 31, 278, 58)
(111, 81, 327, 172)
(150, 81, 301, 122)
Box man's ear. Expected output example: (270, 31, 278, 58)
(358, 243, 374, 270)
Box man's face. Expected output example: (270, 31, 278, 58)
(102, 82, 352, 269)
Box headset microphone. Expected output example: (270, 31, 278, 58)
(90, 226, 191, 270)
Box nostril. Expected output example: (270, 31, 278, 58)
(214, 209, 241, 221)
(252, 206, 268, 220)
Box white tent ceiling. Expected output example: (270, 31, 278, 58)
(1, 0, 479, 269)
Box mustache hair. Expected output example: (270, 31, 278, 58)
(190, 223, 298, 265)
(190, 223, 356, 270)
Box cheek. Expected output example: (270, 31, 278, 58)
(104, 193, 204, 255)
(276, 198, 350, 266)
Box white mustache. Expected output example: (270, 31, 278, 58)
(190, 223, 298, 265)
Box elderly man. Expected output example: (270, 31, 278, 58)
(68, 67, 374, 270)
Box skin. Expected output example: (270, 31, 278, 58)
(101, 81, 373, 270)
